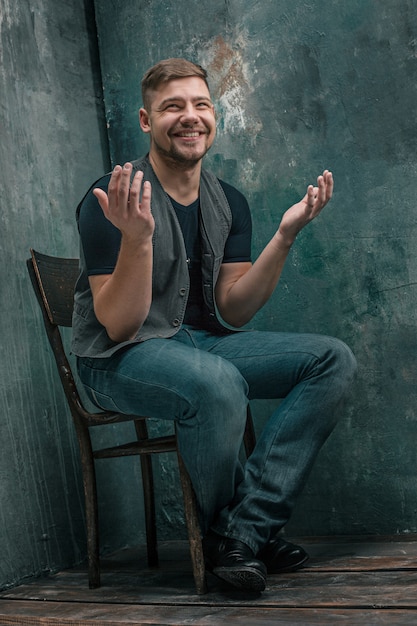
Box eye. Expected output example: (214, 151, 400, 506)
(165, 103, 180, 110)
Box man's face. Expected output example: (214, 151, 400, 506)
(140, 76, 216, 167)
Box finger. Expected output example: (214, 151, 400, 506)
(93, 187, 109, 209)
(105, 164, 124, 212)
(316, 175, 326, 205)
(325, 170, 334, 200)
(118, 162, 133, 205)
(140, 180, 152, 212)
(92, 187, 110, 214)
(128, 170, 144, 208)
(307, 184, 316, 207)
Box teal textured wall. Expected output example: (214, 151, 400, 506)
(94, 0, 417, 537)
(1, 0, 417, 592)
(0, 0, 109, 589)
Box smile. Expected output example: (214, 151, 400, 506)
(175, 131, 202, 138)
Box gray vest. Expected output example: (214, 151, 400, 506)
(72, 155, 233, 358)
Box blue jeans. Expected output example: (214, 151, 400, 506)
(77, 328, 356, 554)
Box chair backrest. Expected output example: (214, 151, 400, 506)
(27, 248, 126, 428)
(27, 248, 80, 327)
(27, 249, 101, 424)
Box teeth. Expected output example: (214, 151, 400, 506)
(178, 132, 199, 137)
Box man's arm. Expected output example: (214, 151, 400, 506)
(215, 171, 333, 328)
(89, 163, 155, 342)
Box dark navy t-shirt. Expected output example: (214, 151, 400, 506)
(78, 175, 252, 327)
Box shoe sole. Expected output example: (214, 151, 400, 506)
(212, 565, 266, 592)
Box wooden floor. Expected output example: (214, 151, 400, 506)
(1, 536, 417, 625)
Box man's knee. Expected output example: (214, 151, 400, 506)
(319, 336, 357, 395)
(329, 336, 356, 376)
(191, 358, 248, 409)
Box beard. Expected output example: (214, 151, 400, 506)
(151, 134, 212, 169)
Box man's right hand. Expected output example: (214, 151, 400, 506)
(89, 162, 155, 343)
(93, 162, 155, 244)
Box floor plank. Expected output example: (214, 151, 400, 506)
(1, 601, 416, 625)
(1, 537, 417, 624)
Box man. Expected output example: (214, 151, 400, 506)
(72, 58, 356, 592)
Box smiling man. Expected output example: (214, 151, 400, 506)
(72, 58, 356, 592)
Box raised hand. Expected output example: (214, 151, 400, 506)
(88, 163, 155, 342)
(93, 162, 155, 245)
(276, 170, 334, 247)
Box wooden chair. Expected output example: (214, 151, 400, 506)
(27, 248, 256, 595)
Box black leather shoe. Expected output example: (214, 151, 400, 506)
(257, 537, 309, 574)
(203, 532, 267, 591)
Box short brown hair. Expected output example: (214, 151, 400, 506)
(141, 58, 209, 111)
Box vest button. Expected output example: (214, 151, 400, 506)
(172, 318, 180, 327)
(179, 288, 186, 296)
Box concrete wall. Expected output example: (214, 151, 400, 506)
(94, 0, 417, 537)
(0, 0, 109, 588)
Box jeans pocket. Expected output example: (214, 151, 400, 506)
(84, 386, 122, 413)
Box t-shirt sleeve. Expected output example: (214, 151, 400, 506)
(77, 174, 122, 275)
(219, 179, 252, 263)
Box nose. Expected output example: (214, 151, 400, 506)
(180, 103, 199, 125)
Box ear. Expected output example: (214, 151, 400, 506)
(139, 108, 151, 133)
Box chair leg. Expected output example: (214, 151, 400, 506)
(134, 419, 158, 567)
(176, 450, 207, 595)
(75, 421, 100, 588)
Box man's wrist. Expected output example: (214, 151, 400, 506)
(272, 229, 295, 252)
(120, 236, 153, 257)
